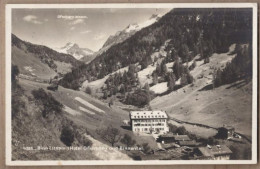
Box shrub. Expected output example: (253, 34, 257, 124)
(103, 91, 108, 99)
(85, 87, 92, 95)
(60, 125, 75, 146)
(176, 126, 187, 135)
(142, 143, 151, 154)
(97, 125, 121, 147)
(125, 89, 155, 107)
(121, 134, 136, 148)
(168, 123, 178, 133)
(189, 60, 197, 70)
(81, 136, 92, 147)
(215, 127, 228, 139)
(204, 57, 210, 64)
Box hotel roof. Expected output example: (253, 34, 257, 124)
(130, 111, 168, 119)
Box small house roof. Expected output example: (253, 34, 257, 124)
(198, 145, 232, 157)
(130, 111, 168, 119)
(174, 135, 191, 141)
(179, 140, 198, 146)
(162, 143, 179, 149)
(159, 133, 175, 138)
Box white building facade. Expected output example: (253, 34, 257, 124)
(130, 111, 169, 134)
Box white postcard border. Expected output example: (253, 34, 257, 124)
(5, 3, 258, 166)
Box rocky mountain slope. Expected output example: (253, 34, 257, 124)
(85, 14, 162, 64)
(102, 14, 162, 49)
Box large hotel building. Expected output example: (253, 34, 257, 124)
(129, 111, 169, 134)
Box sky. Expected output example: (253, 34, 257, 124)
(12, 8, 171, 52)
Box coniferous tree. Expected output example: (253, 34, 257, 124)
(180, 74, 188, 86)
(152, 72, 158, 85)
(155, 63, 161, 76)
(167, 72, 176, 91)
(103, 91, 108, 99)
(179, 44, 189, 62)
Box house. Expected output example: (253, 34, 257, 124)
(179, 140, 198, 147)
(174, 135, 191, 142)
(129, 111, 169, 134)
(158, 133, 176, 144)
(158, 134, 191, 144)
(195, 145, 232, 160)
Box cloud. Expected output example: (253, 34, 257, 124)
(70, 27, 75, 31)
(57, 15, 88, 25)
(23, 15, 43, 24)
(69, 18, 85, 25)
(94, 33, 106, 40)
(44, 19, 49, 22)
(80, 30, 91, 34)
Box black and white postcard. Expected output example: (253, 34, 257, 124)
(5, 3, 258, 165)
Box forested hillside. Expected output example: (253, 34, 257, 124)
(59, 8, 252, 90)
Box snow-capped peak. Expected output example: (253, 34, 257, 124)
(125, 23, 139, 33)
(101, 13, 163, 50)
(125, 14, 162, 33)
(55, 42, 94, 60)
(63, 42, 75, 48)
(149, 14, 162, 20)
